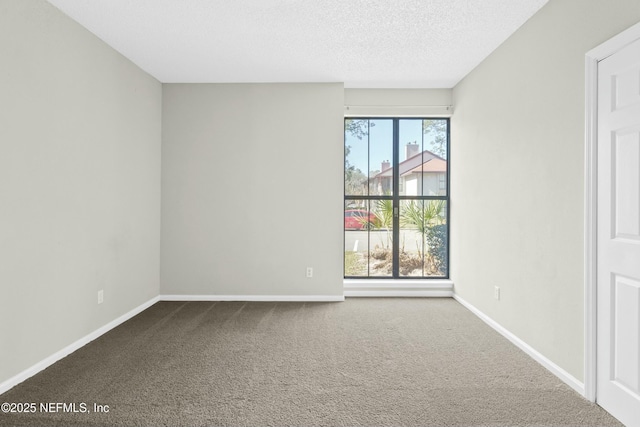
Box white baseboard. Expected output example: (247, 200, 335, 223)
(0, 296, 160, 396)
(453, 294, 585, 396)
(160, 294, 345, 302)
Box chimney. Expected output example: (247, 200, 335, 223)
(381, 160, 390, 171)
(406, 142, 419, 159)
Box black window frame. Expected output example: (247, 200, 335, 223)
(343, 117, 450, 279)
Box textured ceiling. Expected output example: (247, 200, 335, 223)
(46, 0, 549, 88)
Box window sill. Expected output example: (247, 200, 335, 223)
(343, 279, 453, 297)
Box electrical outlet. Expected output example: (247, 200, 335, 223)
(306, 267, 313, 278)
(98, 290, 104, 304)
(494, 286, 500, 301)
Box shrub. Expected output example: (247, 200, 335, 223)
(426, 224, 447, 275)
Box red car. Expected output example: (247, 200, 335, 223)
(345, 209, 379, 230)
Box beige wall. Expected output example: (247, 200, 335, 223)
(451, 0, 640, 381)
(345, 88, 452, 106)
(344, 88, 452, 116)
(161, 83, 344, 297)
(0, 0, 161, 385)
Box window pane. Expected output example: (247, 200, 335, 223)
(399, 119, 448, 196)
(399, 200, 425, 276)
(344, 119, 370, 196)
(344, 198, 394, 277)
(344, 199, 370, 276)
(344, 117, 449, 279)
(399, 199, 448, 277)
(369, 199, 393, 277)
(368, 120, 393, 196)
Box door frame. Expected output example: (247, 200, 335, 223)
(584, 20, 640, 403)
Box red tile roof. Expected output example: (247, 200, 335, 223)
(372, 149, 445, 178)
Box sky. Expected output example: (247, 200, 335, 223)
(345, 119, 445, 175)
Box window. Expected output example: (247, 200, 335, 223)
(344, 118, 449, 278)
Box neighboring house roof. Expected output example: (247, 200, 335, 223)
(406, 157, 447, 174)
(373, 149, 446, 179)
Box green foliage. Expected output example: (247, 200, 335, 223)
(344, 119, 371, 196)
(426, 224, 448, 275)
(374, 199, 393, 228)
(344, 119, 370, 140)
(423, 119, 447, 157)
(352, 210, 379, 230)
(345, 167, 367, 195)
(401, 200, 445, 231)
(401, 200, 447, 274)
(373, 199, 393, 249)
(344, 251, 364, 276)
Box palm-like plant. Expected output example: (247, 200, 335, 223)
(367, 199, 447, 275)
(373, 199, 393, 249)
(401, 200, 445, 231)
(401, 200, 446, 273)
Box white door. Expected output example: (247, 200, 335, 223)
(597, 36, 640, 427)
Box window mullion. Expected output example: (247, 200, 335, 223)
(392, 119, 400, 278)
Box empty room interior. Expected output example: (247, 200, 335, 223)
(1, 0, 640, 426)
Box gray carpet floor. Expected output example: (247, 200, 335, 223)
(0, 298, 623, 427)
